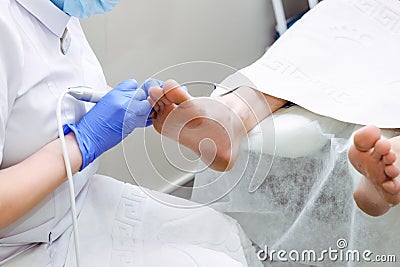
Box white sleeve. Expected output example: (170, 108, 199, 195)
(219, 0, 400, 128)
(0, 4, 24, 165)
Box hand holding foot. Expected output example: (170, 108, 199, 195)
(348, 125, 400, 216)
(148, 80, 247, 171)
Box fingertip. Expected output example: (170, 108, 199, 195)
(133, 88, 147, 101)
(116, 79, 138, 90)
(141, 78, 164, 93)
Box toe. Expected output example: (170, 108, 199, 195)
(382, 177, 400, 195)
(353, 125, 381, 152)
(374, 139, 391, 156)
(149, 86, 164, 102)
(163, 80, 192, 105)
(384, 165, 400, 178)
(383, 152, 397, 165)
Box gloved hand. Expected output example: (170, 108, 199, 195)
(63, 79, 152, 170)
(140, 78, 164, 94)
(139, 78, 164, 125)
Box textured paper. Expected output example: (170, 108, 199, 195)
(238, 0, 400, 128)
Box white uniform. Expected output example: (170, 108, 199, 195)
(0, 1, 253, 266)
(0, 0, 104, 264)
(192, 0, 400, 266)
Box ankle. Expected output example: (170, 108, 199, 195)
(219, 87, 270, 132)
(220, 88, 255, 133)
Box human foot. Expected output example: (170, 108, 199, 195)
(348, 125, 400, 216)
(148, 80, 248, 171)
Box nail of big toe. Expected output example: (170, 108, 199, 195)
(353, 125, 381, 152)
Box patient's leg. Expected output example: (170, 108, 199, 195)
(348, 125, 400, 216)
(148, 80, 286, 171)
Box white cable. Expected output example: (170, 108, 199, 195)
(271, 0, 287, 36)
(55, 87, 105, 266)
(308, 0, 319, 9)
(56, 90, 81, 267)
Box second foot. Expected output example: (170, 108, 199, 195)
(349, 125, 400, 216)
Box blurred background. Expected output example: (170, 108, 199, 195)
(80, 0, 310, 197)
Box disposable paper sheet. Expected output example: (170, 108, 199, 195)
(237, 0, 400, 128)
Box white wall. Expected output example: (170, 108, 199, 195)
(80, 0, 309, 192)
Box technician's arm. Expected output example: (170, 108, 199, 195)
(0, 79, 153, 229)
(0, 133, 82, 229)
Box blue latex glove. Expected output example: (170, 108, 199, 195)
(50, 0, 120, 19)
(139, 78, 189, 95)
(140, 78, 164, 95)
(139, 78, 164, 125)
(63, 79, 151, 170)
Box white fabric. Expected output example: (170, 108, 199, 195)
(0, 1, 253, 266)
(237, 0, 400, 128)
(16, 0, 70, 37)
(65, 175, 253, 267)
(0, 0, 105, 264)
(0, 0, 99, 263)
(4, 175, 256, 267)
(1, 0, 106, 169)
